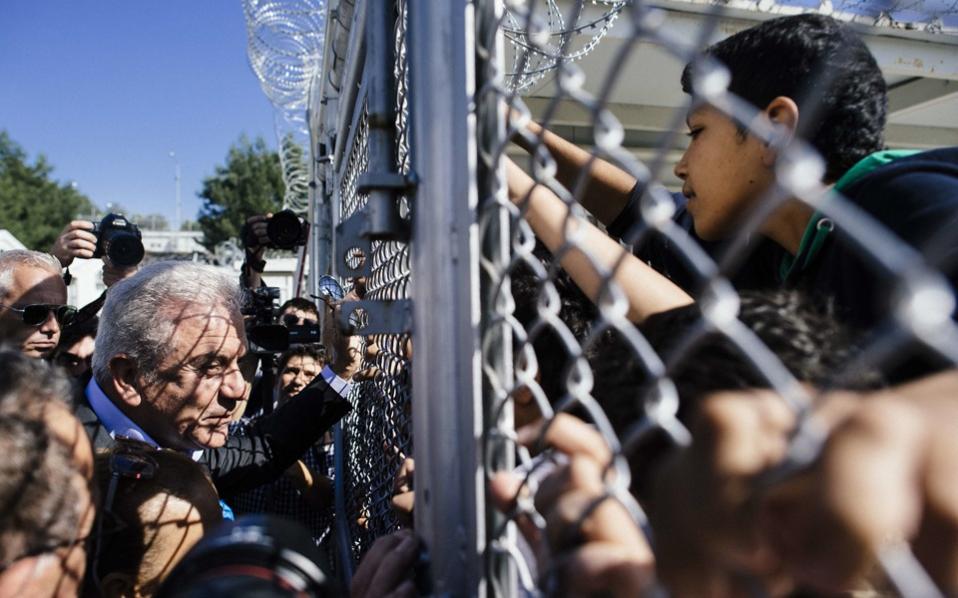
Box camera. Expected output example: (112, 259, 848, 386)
(243, 286, 321, 353)
(91, 213, 145, 267)
(156, 515, 342, 597)
(243, 209, 310, 251)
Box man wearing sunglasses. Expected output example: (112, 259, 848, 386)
(0, 249, 75, 359)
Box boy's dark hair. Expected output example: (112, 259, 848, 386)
(594, 289, 882, 430)
(681, 13, 887, 182)
(511, 244, 599, 403)
(279, 297, 319, 318)
(591, 289, 883, 499)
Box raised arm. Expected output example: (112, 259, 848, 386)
(506, 158, 692, 323)
(511, 117, 637, 226)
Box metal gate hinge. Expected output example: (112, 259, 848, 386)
(356, 172, 417, 194)
(336, 299, 412, 335)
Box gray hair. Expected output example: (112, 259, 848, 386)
(0, 250, 62, 299)
(92, 261, 245, 386)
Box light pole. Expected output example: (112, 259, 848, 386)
(169, 151, 181, 231)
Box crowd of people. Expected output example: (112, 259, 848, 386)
(1, 11, 956, 598)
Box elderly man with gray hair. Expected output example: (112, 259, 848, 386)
(74, 261, 355, 495)
(0, 249, 76, 359)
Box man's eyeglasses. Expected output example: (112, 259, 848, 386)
(0, 303, 77, 327)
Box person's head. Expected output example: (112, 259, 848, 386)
(511, 246, 600, 426)
(675, 14, 886, 240)
(275, 344, 326, 404)
(0, 352, 94, 598)
(51, 315, 98, 379)
(591, 289, 882, 497)
(0, 250, 69, 359)
(93, 444, 223, 597)
(92, 261, 249, 451)
(595, 289, 881, 428)
(278, 297, 319, 327)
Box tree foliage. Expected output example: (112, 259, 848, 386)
(197, 135, 284, 250)
(0, 131, 95, 249)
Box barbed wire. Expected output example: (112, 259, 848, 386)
(243, 0, 325, 214)
(502, 0, 958, 93)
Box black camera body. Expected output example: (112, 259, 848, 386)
(91, 213, 145, 267)
(243, 286, 321, 353)
(242, 286, 281, 325)
(243, 209, 310, 251)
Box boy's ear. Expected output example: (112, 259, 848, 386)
(109, 355, 144, 408)
(762, 96, 800, 166)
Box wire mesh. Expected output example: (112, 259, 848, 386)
(311, 0, 958, 593)
(329, 0, 414, 567)
(478, 0, 958, 596)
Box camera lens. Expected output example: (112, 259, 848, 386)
(267, 210, 306, 250)
(157, 515, 340, 597)
(106, 232, 145, 267)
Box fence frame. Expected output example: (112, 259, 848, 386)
(408, 0, 487, 594)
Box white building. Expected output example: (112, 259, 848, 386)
(0, 230, 26, 251)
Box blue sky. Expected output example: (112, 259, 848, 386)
(1, 1, 278, 227)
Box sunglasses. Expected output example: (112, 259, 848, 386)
(0, 303, 77, 327)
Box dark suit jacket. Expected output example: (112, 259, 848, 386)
(74, 374, 351, 498)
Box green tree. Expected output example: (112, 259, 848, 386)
(0, 131, 95, 249)
(197, 135, 284, 250)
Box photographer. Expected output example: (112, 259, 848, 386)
(51, 216, 142, 289)
(240, 211, 309, 291)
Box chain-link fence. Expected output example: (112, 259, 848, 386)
(309, 0, 958, 594)
(311, 0, 415, 580)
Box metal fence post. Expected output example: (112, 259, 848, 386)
(408, 0, 485, 594)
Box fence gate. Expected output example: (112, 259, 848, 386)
(309, 0, 958, 595)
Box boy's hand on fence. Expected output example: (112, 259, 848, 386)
(321, 291, 363, 380)
(652, 389, 809, 594)
(350, 529, 420, 598)
(761, 391, 958, 594)
(490, 414, 656, 598)
(51, 220, 98, 267)
(392, 457, 415, 527)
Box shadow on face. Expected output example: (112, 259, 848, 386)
(93, 446, 224, 598)
(0, 267, 68, 359)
